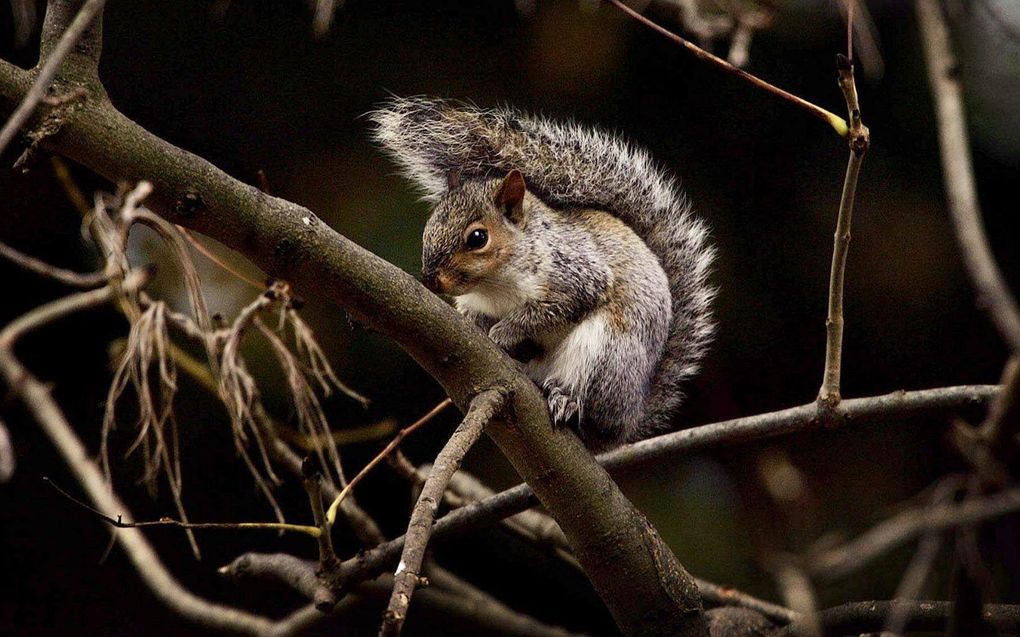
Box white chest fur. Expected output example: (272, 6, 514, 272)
(454, 273, 543, 319)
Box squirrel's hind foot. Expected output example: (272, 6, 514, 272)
(542, 380, 580, 427)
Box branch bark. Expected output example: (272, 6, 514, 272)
(0, 0, 107, 155)
(781, 600, 1020, 637)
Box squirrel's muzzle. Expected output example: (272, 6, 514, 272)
(421, 269, 445, 294)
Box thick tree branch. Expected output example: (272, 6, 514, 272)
(382, 389, 503, 635)
(781, 600, 1020, 637)
(0, 0, 107, 156)
(916, 0, 1020, 352)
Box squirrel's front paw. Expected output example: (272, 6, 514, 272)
(487, 322, 519, 351)
(543, 381, 579, 426)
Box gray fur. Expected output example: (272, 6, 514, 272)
(371, 97, 715, 446)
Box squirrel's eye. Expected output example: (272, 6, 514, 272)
(465, 228, 489, 250)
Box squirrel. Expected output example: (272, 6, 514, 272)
(371, 97, 715, 450)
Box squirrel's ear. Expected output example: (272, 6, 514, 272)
(495, 169, 526, 224)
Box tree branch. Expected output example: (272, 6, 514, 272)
(601, 385, 998, 472)
(0, 0, 107, 156)
(781, 600, 1020, 637)
(233, 385, 1000, 614)
(382, 389, 504, 636)
(0, 239, 108, 287)
(817, 52, 870, 406)
(916, 0, 1020, 352)
(222, 554, 585, 637)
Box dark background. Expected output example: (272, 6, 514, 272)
(2, 0, 1019, 635)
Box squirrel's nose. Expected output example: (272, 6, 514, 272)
(421, 270, 441, 293)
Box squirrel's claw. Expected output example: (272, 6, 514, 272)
(543, 381, 579, 426)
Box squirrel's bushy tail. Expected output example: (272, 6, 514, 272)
(371, 96, 715, 437)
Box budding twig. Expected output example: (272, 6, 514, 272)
(817, 23, 870, 408)
(45, 477, 322, 538)
(607, 0, 848, 136)
(326, 398, 453, 526)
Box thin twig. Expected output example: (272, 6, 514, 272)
(0, 239, 107, 287)
(806, 486, 1020, 580)
(817, 53, 870, 407)
(325, 398, 453, 526)
(607, 0, 848, 136)
(916, 0, 1020, 353)
(301, 465, 338, 566)
(769, 557, 820, 637)
(381, 389, 504, 636)
(883, 475, 963, 634)
(0, 0, 108, 156)
(178, 226, 265, 290)
(45, 476, 322, 538)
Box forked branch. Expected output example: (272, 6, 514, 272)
(381, 389, 505, 635)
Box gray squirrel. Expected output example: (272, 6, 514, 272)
(371, 97, 715, 450)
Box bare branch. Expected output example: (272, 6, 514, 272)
(382, 389, 504, 636)
(282, 385, 1001, 603)
(0, 239, 107, 287)
(916, 0, 1020, 352)
(695, 578, 799, 625)
(219, 553, 336, 616)
(781, 600, 1020, 637)
(0, 0, 107, 156)
(45, 477, 321, 537)
(806, 486, 1020, 580)
(602, 385, 998, 472)
(302, 464, 338, 569)
(817, 53, 870, 407)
